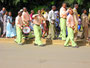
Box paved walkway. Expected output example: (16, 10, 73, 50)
(0, 43, 90, 68)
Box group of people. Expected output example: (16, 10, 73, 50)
(0, 8, 16, 38)
(0, 3, 90, 47)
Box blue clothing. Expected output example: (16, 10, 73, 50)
(11, 26, 16, 37)
(55, 13, 60, 27)
(29, 21, 34, 31)
(6, 22, 12, 37)
(6, 16, 16, 37)
(0, 10, 6, 15)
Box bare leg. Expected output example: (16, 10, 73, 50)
(42, 31, 46, 38)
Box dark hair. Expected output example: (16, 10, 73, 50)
(45, 8, 49, 12)
(82, 8, 86, 13)
(62, 2, 66, 6)
(52, 5, 56, 9)
(41, 8, 45, 10)
(74, 4, 78, 7)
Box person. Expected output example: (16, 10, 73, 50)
(6, 12, 13, 38)
(11, 18, 16, 38)
(22, 7, 34, 39)
(22, 7, 30, 26)
(30, 10, 34, 21)
(33, 13, 46, 46)
(0, 7, 6, 14)
(64, 9, 78, 48)
(78, 14, 82, 31)
(88, 8, 90, 24)
(38, 10, 44, 33)
(73, 4, 79, 40)
(1, 11, 8, 37)
(55, 11, 60, 37)
(41, 8, 46, 15)
(30, 10, 34, 30)
(15, 11, 23, 45)
(81, 9, 90, 41)
(88, 13, 90, 23)
(47, 6, 56, 40)
(0, 11, 4, 36)
(59, 3, 70, 40)
(42, 9, 49, 38)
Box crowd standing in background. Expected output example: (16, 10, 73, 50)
(0, 3, 90, 47)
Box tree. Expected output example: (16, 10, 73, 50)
(0, 0, 89, 16)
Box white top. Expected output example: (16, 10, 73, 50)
(15, 16, 22, 27)
(43, 12, 49, 20)
(48, 10, 56, 23)
(60, 7, 69, 18)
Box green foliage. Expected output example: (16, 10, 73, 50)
(0, 0, 4, 3)
(87, 2, 90, 8)
(33, 6, 48, 14)
(64, 0, 84, 5)
(0, 0, 89, 16)
(77, 0, 84, 5)
(23, 0, 28, 3)
(13, 0, 20, 5)
(64, 0, 74, 5)
(51, 1, 55, 5)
